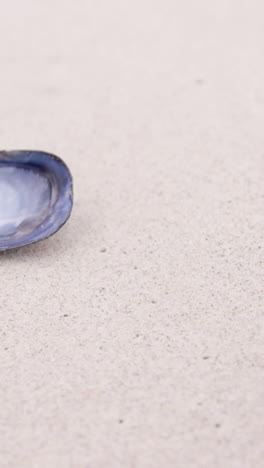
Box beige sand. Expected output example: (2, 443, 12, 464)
(0, 1, 263, 467)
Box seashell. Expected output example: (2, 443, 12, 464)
(0, 150, 73, 251)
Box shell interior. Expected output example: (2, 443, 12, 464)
(0, 151, 73, 250)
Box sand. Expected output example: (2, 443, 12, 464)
(0, 1, 263, 467)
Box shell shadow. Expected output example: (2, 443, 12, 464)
(0, 223, 75, 262)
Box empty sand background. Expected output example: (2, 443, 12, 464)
(0, 1, 263, 467)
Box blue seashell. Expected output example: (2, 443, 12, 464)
(0, 150, 73, 251)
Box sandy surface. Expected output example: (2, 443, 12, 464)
(0, 1, 263, 467)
